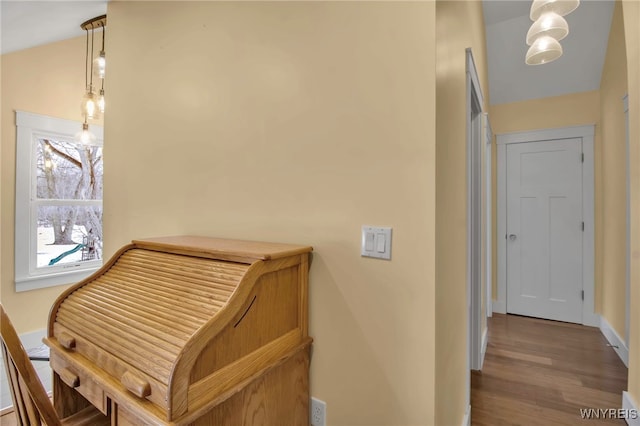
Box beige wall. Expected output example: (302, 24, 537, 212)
(489, 90, 601, 134)
(599, 0, 628, 339)
(0, 37, 101, 333)
(106, 2, 437, 424)
(489, 90, 602, 309)
(435, 1, 489, 424)
(622, 0, 640, 406)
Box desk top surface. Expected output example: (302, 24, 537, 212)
(133, 236, 313, 263)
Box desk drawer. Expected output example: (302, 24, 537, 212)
(51, 352, 107, 415)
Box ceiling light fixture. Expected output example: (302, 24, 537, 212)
(526, 35, 563, 65)
(530, 0, 580, 21)
(526, 11, 569, 45)
(525, 0, 578, 65)
(78, 15, 107, 144)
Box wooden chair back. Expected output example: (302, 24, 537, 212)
(1, 304, 61, 426)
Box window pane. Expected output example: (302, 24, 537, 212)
(36, 139, 103, 200)
(37, 205, 103, 268)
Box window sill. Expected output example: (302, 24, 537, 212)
(15, 266, 101, 292)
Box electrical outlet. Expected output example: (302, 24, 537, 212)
(310, 397, 326, 426)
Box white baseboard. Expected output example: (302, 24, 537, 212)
(480, 326, 488, 370)
(492, 300, 506, 314)
(622, 392, 640, 426)
(599, 316, 629, 367)
(461, 405, 471, 426)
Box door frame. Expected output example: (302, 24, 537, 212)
(484, 113, 493, 319)
(624, 93, 630, 346)
(466, 48, 484, 374)
(495, 125, 598, 327)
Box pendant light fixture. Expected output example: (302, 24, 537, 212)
(78, 15, 107, 144)
(75, 121, 97, 145)
(526, 11, 569, 45)
(530, 0, 580, 21)
(526, 35, 563, 65)
(525, 0, 579, 66)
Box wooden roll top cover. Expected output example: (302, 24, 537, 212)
(45, 236, 312, 423)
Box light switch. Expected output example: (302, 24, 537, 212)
(365, 232, 375, 251)
(376, 233, 385, 253)
(361, 226, 392, 260)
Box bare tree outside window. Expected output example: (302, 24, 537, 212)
(35, 138, 103, 268)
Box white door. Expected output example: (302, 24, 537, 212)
(506, 138, 583, 323)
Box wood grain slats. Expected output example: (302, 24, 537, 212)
(97, 270, 233, 308)
(128, 249, 250, 273)
(47, 238, 313, 424)
(61, 295, 187, 349)
(56, 311, 176, 382)
(54, 248, 248, 388)
(56, 306, 180, 363)
(86, 276, 214, 321)
(91, 274, 225, 316)
(69, 289, 194, 340)
(82, 281, 208, 326)
(106, 266, 237, 299)
(57, 300, 184, 355)
(104, 270, 232, 309)
(110, 261, 243, 290)
(116, 254, 246, 287)
(120, 250, 249, 277)
(103, 270, 237, 305)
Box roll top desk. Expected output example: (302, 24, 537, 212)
(44, 236, 313, 425)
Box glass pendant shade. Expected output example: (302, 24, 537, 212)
(97, 89, 106, 113)
(75, 122, 96, 145)
(526, 35, 563, 65)
(93, 51, 106, 79)
(526, 12, 569, 45)
(81, 91, 100, 120)
(530, 0, 580, 20)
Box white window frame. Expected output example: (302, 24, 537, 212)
(15, 111, 104, 292)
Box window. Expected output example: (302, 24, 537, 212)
(15, 111, 103, 292)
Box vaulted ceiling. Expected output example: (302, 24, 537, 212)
(0, 1, 108, 55)
(483, 0, 615, 105)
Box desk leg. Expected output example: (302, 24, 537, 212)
(53, 373, 92, 418)
(111, 401, 144, 426)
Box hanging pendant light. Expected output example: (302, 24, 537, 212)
(530, 0, 580, 21)
(526, 35, 563, 65)
(526, 11, 569, 45)
(93, 20, 106, 80)
(75, 120, 97, 145)
(78, 15, 107, 137)
(81, 91, 100, 119)
(98, 89, 106, 114)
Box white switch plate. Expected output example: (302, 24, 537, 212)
(361, 226, 392, 260)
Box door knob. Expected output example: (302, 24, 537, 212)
(509, 234, 517, 241)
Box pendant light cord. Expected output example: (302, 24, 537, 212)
(90, 27, 95, 90)
(100, 23, 105, 91)
(84, 29, 89, 90)
(101, 22, 106, 52)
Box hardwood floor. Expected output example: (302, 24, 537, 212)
(472, 313, 628, 425)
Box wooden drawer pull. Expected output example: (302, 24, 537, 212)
(121, 371, 151, 398)
(59, 367, 80, 388)
(57, 332, 76, 350)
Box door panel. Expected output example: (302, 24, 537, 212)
(506, 138, 583, 323)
